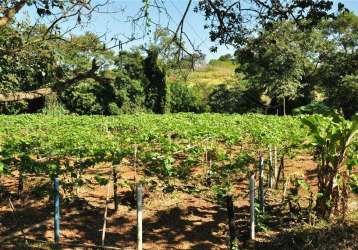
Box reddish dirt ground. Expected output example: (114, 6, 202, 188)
(0, 154, 356, 249)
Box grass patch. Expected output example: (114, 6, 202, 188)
(187, 61, 236, 86)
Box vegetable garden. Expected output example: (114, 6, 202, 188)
(0, 113, 357, 249)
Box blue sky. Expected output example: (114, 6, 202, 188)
(21, 0, 358, 61)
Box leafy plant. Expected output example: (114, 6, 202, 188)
(302, 113, 358, 219)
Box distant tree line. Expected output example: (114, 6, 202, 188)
(0, 2, 357, 117)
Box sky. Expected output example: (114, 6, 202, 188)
(21, 0, 358, 61)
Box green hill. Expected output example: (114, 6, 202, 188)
(187, 60, 236, 86)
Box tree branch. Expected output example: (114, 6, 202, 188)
(0, 59, 112, 103)
(0, 0, 28, 28)
(0, 88, 53, 102)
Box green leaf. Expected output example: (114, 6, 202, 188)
(0, 162, 4, 173)
(94, 175, 109, 186)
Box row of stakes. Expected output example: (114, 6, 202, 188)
(51, 177, 144, 249)
(49, 145, 281, 249)
(250, 145, 282, 241)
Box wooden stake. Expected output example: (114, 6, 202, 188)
(258, 154, 265, 213)
(75, 169, 80, 196)
(275, 156, 285, 189)
(274, 146, 278, 188)
(268, 145, 273, 188)
(17, 170, 24, 198)
(54, 177, 60, 244)
(282, 177, 290, 203)
(101, 182, 111, 247)
(134, 145, 138, 183)
(112, 165, 119, 212)
(225, 195, 236, 249)
(136, 183, 143, 250)
(249, 173, 255, 240)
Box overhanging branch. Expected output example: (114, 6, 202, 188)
(0, 0, 27, 28)
(0, 59, 112, 103)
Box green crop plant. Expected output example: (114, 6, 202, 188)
(302, 113, 358, 219)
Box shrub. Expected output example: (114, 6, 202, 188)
(61, 80, 103, 114)
(208, 84, 262, 113)
(292, 101, 332, 115)
(169, 81, 205, 113)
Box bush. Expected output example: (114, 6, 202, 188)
(61, 80, 103, 114)
(292, 101, 332, 115)
(112, 73, 146, 114)
(0, 100, 28, 114)
(169, 81, 206, 113)
(62, 72, 147, 115)
(208, 84, 262, 113)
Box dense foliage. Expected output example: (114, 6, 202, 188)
(0, 114, 305, 184)
(235, 12, 358, 116)
(1, 10, 357, 116)
(0, 113, 356, 220)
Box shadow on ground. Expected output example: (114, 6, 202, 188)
(256, 220, 358, 250)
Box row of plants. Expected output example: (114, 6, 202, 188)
(0, 113, 303, 193)
(0, 113, 356, 222)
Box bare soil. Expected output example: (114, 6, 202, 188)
(0, 155, 357, 249)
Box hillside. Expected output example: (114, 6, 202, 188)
(167, 60, 237, 86)
(188, 60, 236, 85)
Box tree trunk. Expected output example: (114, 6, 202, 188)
(283, 97, 286, 116)
(0, 88, 53, 102)
(315, 163, 337, 220)
(315, 184, 333, 220)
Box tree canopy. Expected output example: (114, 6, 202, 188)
(0, 0, 356, 117)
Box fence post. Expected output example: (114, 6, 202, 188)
(225, 195, 236, 249)
(249, 173, 255, 240)
(54, 177, 60, 244)
(137, 183, 143, 250)
(258, 154, 265, 213)
(113, 165, 119, 211)
(134, 145, 138, 183)
(101, 182, 111, 247)
(268, 145, 273, 188)
(274, 146, 278, 188)
(276, 156, 285, 189)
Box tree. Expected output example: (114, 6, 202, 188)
(208, 84, 263, 114)
(143, 49, 169, 114)
(235, 21, 308, 114)
(195, 0, 345, 49)
(62, 71, 145, 115)
(0, 23, 113, 109)
(326, 75, 358, 118)
(233, 12, 358, 116)
(0, 23, 60, 112)
(218, 54, 233, 62)
(0, 0, 102, 28)
(0, 1, 118, 107)
(315, 12, 358, 117)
